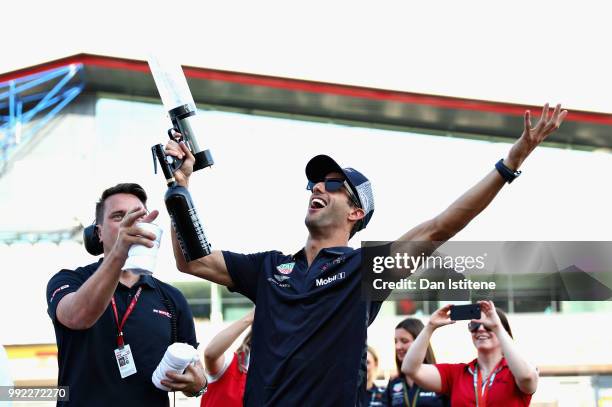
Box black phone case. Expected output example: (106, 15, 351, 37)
(450, 304, 481, 320)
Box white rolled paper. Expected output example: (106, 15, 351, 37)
(152, 343, 199, 391)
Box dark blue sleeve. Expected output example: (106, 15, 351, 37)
(381, 380, 392, 407)
(172, 288, 199, 349)
(222, 250, 279, 303)
(368, 301, 383, 326)
(46, 269, 85, 322)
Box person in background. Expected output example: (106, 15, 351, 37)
(366, 345, 385, 407)
(402, 301, 536, 406)
(46, 183, 206, 406)
(201, 309, 254, 407)
(384, 318, 448, 406)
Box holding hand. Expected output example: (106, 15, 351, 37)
(164, 131, 195, 187)
(427, 304, 456, 330)
(470, 300, 503, 333)
(162, 359, 207, 396)
(111, 207, 159, 258)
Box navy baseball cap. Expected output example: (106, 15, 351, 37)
(305, 154, 374, 232)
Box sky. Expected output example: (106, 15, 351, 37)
(4, 0, 612, 113)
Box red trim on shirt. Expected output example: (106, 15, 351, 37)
(200, 353, 247, 407)
(1, 53, 610, 125)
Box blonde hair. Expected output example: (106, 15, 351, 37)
(367, 345, 379, 366)
(236, 329, 252, 374)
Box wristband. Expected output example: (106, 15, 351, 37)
(495, 159, 521, 184)
(189, 383, 207, 397)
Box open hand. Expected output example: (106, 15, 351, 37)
(506, 103, 568, 169)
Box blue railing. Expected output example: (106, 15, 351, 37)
(0, 64, 84, 175)
(0, 226, 82, 244)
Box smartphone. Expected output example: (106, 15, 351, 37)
(450, 303, 481, 321)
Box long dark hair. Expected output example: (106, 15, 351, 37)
(495, 307, 513, 338)
(395, 318, 436, 375)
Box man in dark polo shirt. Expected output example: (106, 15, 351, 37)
(164, 103, 566, 406)
(46, 183, 207, 406)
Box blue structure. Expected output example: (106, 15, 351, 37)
(0, 64, 84, 175)
(0, 227, 81, 245)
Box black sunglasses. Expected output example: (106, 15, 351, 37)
(468, 322, 491, 332)
(307, 178, 345, 192)
(306, 178, 360, 207)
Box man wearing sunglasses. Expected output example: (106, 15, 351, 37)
(164, 103, 566, 406)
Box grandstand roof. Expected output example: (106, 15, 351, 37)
(2, 53, 611, 150)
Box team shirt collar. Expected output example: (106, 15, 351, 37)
(292, 246, 356, 260)
(99, 258, 156, 289)
(466, 357, 508, 374)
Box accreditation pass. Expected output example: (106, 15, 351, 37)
(114, 344, 137, 378)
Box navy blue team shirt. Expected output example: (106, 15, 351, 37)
(46, 259, 198, 407)
(383, 376, 449, 407)
(223, 246, 385, 406)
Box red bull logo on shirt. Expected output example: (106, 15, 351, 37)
(153, 309, 172, 318)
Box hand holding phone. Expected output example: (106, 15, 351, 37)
(428, 304, 456, 329)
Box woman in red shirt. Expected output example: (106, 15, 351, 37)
(200, 309, 253, 407)
(401, 301, 537, 407)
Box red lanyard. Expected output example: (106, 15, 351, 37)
(111, 287, 142, 348)
(476, 369, 488, 407)
(473, 360, 503, 407)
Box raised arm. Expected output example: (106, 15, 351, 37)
(56, 208, 159, 330)
(171, 228, 232, 287)
(473, 300, 538, 394)
(401, 305, 455, 393)
(165, 139, 233, 287)
(204, 309, 254, 375)
(399, 103, 567, 244)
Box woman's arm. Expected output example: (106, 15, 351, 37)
(204, 309, 254, 375)
(474, 301, 538, 394)
(401, 305, 455, 393)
